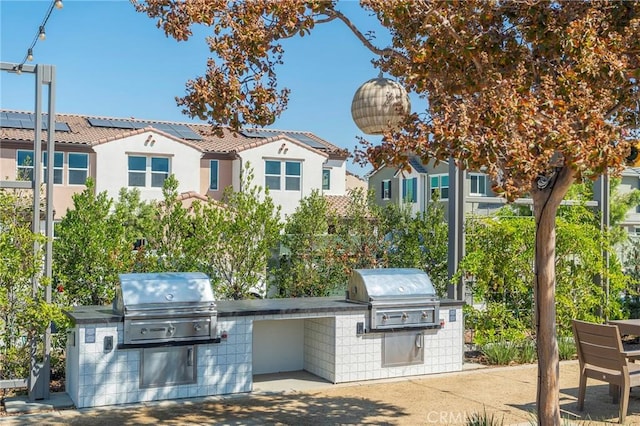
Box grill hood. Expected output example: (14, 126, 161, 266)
(114, 272, 216, 316)
(347, 268, 437, 303)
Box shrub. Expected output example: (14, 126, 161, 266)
(481, 340, 519, 365)
(517, 338, 537, 364)
(466, 408, 504, 426)
(558, 336, 577, 360)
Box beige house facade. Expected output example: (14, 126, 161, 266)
(0, 110, 351, 220)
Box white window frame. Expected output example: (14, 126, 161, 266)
(322, 168, 331, 191)
(150, 157, 170, 188)
(265, 160, 281, 190)
(68, 152, 89, 186)
(284, 161, 301, 191)
(402, 177, 417, 203)
(264, 160, 302, 191)
(430, 174, 449, 200)
(127, 155, 170, 188)
(43, 151, 64, 185)
(209, 160, 219, 191)
(16, 150, 35, 181)
(469, 173, 487, 196)
(381, 179, 391, 200)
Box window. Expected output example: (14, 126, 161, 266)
(128, 156, 146, 187)
(18, 150, 64, 183)
(430, 174, 449, 199)
(128, 155, 170, 188)
(285, 161, 301, 190)
(151, 157, 169, 188)
(43, 152, 64, 184)
(17, 150, 35, 181)
(68, 153, 89, 185)
(381, 179, 391, 200)
(264, 160, 302, 191)
(402, 177, 417, 203)
(322, 169, 331, 190)
(265, 160, 281, 190)
(469, 174, 487, 196)
(209, 160, 219, 190)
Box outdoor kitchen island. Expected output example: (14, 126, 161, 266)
(65, 272, 464, 409)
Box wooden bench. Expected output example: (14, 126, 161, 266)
(572, 319, 640, 423)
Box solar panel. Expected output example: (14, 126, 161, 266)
(6, 112, 32, 120)
(87, 117, 202, 140)
(171, 124, 202, 141)
(54, 122, 71, 132)
(1, 116, 70, 132)
(242, 129, 278, 138)
(0, 118, 25, 129)
(286, 132, 327, 149)
(87, 118, 113, 127)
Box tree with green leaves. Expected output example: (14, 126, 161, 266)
(0, 189, 62, 380)
(461, 207, 627, 340)
(188, 165, 282, 300)
(380, 193, 449, 296)
(142, 175, 198, 273)
(274, 190, 345, 297)
(134, 2, 639, 421)
(53, 179, 155, 305)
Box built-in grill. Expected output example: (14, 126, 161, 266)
(114, 272, 217, 345)
(347, 268, 440, 332)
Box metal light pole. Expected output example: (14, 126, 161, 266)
(447, 160, 465, 300)
(0, 61, 56, 400)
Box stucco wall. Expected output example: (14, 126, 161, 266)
(237, 138, 329, 218)
(92, 131, 202, 203)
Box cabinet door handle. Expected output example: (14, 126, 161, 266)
(187, 348, 193, 366)
(415, 333, 423, 348)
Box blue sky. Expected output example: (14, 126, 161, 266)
(0, 0, 403, 176)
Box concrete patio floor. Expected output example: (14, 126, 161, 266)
(2, 360, 640, 425)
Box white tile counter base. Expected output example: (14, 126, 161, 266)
(66, 306, 463, 408)
(66, 318, 253, 409)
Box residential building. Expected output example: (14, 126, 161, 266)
(368, 155, 640, 236)
(367, 155, 502, 216)
(0, 110, 350, 220)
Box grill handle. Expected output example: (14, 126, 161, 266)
(187, 348, 193, 366)
(415, 333, 423, 348)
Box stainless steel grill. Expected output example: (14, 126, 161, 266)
(347, 268, 440, 332)
(114, 272, 217, 345)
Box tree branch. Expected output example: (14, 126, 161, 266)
(326, 9, 409, 64)
(431, 10, 483, 75)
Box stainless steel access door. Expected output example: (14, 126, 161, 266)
(382, 331, 425, 367)
(140, 345, 197, 388)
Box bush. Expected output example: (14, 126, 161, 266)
(466, 408, 504, 426)
(558, 336, 577, 360)
(517, 338, 537, 364)
(481, 340, 519, 365)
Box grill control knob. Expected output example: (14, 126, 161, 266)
(382, 314, 388, 322)
(402, 312, 409, 321)
(421, 311, 428, 319)
(140, 328, 148, 335)
(167, 325, 176, 335)
(194, 323, 202, 331)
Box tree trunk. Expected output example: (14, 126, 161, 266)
(531, 167, 574, 426)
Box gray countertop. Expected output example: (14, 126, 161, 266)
(65, 297, 464, 324)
